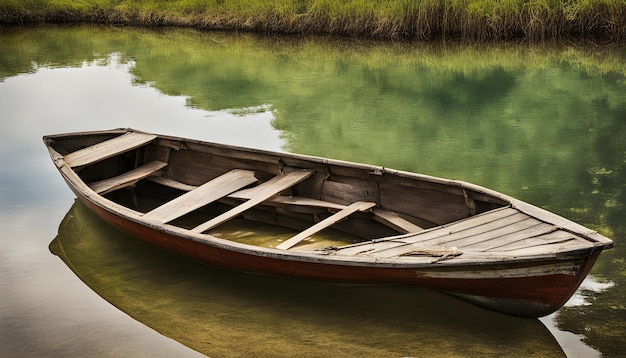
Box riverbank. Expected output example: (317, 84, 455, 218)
(0, 0, 624, 42)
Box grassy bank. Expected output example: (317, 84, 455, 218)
(0, 0, 624, 42)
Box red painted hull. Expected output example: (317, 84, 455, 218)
(74, 190, 599, 318)
(45, 128, 612, 318)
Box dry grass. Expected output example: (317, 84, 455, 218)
(0, 0, 624, 42)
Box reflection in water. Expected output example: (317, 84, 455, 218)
(564, 277, 615, 308)
(51, 201, 565, 357)
(540, 275, 616, 358)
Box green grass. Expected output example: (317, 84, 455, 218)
(0, 0, 624, 42)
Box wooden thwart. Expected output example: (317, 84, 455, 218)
(88, 161, 167, 195)
(144, 170, 427, 236)
(146, 173, 424, 235)
(143, 169, 258, 223)
(277, 201, 376, 250)
(191, 170, 314, 234)
(64, 132, 157, 168)
(147, 175, 198, 192)
(372, 208, 424, 233)
(147, 175, 347, 211)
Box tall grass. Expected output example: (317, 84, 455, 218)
(0, 0, 624, 42)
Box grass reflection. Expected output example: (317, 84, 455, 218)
(51, 200, 565, 357)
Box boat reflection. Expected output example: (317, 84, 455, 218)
(50, 200, 566, 357)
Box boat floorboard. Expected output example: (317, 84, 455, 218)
(461, 224, 558, 251)
(485, 230, 586, 252)
(348, 208, 519, 256)
(375, 219, 554, 258)
(331, 205, 599, 260)
(404, 208, 525, 245)
(494, 234, 592, 256)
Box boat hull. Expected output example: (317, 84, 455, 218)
(72, 187, 599, 318)
(45, 128, 612, 318)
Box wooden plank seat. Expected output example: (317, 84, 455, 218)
(88, 161, 168, 195)
(147, 174, 345, 211)
(63, 132, 157, 168)
(276, 201, 377, 250)
(146, 174, 425, 235)
(191, 170, 314, 234)
(143, 169, 258, 224)
(231, 196, 423, 235)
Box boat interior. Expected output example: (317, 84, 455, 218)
(45, 131, 598, 256)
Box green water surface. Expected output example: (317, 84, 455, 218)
(2, 25, 625, 357)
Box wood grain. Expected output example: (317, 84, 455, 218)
(63, 132, 156, 168)
(143, 169, 258, 223)
(192, 170, 313, 233)
(277, 201, 376, 250)
(88, 161, 167, 195)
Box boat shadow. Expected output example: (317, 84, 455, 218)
(50, 200, 566, 357)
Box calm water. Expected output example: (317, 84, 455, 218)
(1, 25, 625, 357)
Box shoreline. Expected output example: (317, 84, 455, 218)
(0, 0, 624, 43)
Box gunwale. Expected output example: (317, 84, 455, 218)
(44, 128, 613, 317)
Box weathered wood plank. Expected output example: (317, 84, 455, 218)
(372, 217, 538, 258)
(147, 175, 198, 192)
(499, 237, 592, 256)
(362, 208, 523, 256)
(321, 178, 379, 206)
(142, 170, 505, 241)
(465, 224, 558, 251)
(362, 207, 518, 255)
(245, 196, 348, 211)
(148, 175, 347, 212)
(88, 161, 167, 195)
(379, 180, 472, 226)
(450, 217, 542, 247)
(372, 209, 423, 233)
(333, 242, 388, 256)
(401, 208, 522, 245)
(191, 170, 314, 233)
(277, 201, 376, 250)
(485, 230, 580, 252)
(144, 175, 354, 212)
(63, 132, 157, 168)
(143, 169, 258, 223)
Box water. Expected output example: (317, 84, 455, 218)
(1, 25, 625, 357)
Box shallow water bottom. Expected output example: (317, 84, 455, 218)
(49, 201, 567, 357)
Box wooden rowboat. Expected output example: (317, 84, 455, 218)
(44, 128, 613, 317)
